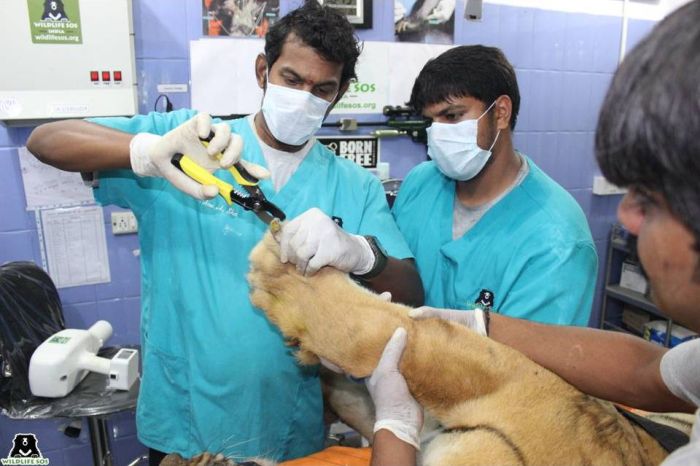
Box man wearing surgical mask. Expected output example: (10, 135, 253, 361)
(27, 2, 423, 464)
(392, 45, 596, 327)
(253, 16, 422, 291)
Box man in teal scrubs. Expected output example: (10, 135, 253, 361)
(364, 6, 700, 463)
(392, 45, 597, 326)
(27, 3, 423, 463)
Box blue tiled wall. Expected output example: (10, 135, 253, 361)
(0, 1, 657, 463)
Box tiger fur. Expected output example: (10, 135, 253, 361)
(247, 232, 668, 466)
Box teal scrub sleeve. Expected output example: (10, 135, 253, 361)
(88, 109, 197, 136)
(390, 186, 407, 222)
(91, 168, 165, 214)
(391, 163, 425, 221)
(88, 110, 198, 213)
(498, 240, 598, 327)
(358, 176, 413, 260)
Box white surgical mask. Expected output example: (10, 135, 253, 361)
(261, 75, 335, 146)
(427, 101, 500, 181)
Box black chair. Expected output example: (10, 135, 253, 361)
(0, 261, 65, 410)
(0, 261, 143, 466)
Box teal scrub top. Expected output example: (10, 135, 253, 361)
(392, 159, 597, 326)
(89, 109, 413, 460)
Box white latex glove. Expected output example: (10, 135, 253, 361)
(280, 207, 375, 276)
(320, 292, 392, 373)
(368, 327, 422, 450)
(425, 0, 456, 23)
(409, 306, 488, 336)
(129, 113, 269, 200)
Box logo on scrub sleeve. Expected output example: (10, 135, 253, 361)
(475, 289, 494, 309)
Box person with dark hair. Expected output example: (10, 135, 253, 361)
(392, 45, 597, 328)
(26, 1, 423, 463)
(369, 2, 700, 464)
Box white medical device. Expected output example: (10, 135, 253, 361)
(0, 0, 137, 126)
(28, 321, 139, 398)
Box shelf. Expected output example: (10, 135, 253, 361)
(605, 285, 666, 319)
(602, 320, 642, 337)
(610, 240, 631, 254)
(602, 226, 672, 347)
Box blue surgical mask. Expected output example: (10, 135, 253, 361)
(261, 74, 335, 146)
(427, 101, 500, 181)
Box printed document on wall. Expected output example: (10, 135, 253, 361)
(191, 40, 451, 116)
(40, 206, 111, 288)
(191, 38, 265, 116)
(18, 147, 94, 210)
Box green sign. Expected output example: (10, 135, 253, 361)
(27, 0, 82, 44)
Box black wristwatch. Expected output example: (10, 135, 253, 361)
(351, 235, 389, 281)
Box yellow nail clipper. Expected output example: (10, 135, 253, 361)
(170, 132, 286, 225)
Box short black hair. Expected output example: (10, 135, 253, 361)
(409, 45, 520, 130)
(264, 1, 361, 85)
(595, 1, 700, 248)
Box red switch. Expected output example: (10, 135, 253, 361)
(90, 71, 99, 82)
(102, 71, 111, 81)
(113, 71, 122, 82)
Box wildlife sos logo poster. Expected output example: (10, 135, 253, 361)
(26, 0, 82, 44)
(333, 43, 388, 114)
(1, 433, 49, 465)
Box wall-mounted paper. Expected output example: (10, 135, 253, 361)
(18, 146, 94, 210)
(387, 42, 451, 106)
(191, 38, 265, 116)
(333, 42, 390, 114)
(191, 40, 451, 116)
(39, 206, 111, 288)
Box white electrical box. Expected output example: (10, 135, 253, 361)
(0, 0, 137, 126)
(593, 175, 628, 196)
(111, 210, 138, 235)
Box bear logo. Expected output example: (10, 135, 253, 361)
(8, 433, 42, 458)
(41, 0, 69, 21)
(475, 289, 494, 309)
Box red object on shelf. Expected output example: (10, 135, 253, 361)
(90, 71, 99, 82)
(102, 71, 111, 81)
(113, 71, 122, 81)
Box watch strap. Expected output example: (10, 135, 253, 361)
(351, 235, 388, 281)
